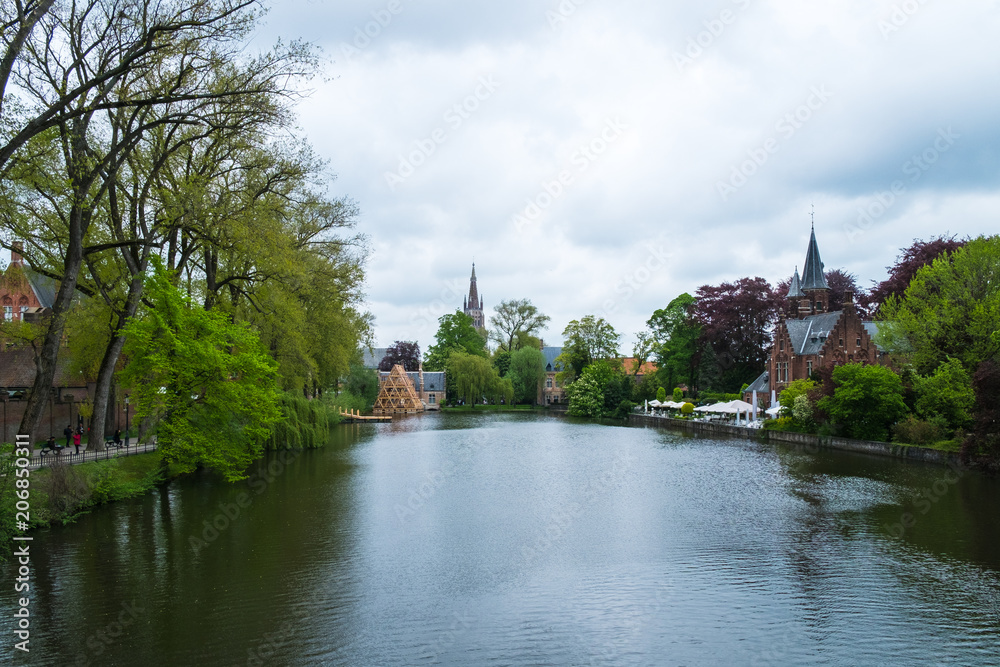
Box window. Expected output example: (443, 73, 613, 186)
(839, 338, 844, 347)
(807, 361, 812, 376)
(546, 378, 553, 388)
(2, 306, 11, 321)
(779, 339, 784, 351)
(856, 337, 862, 347)
(429, 394, 435, 404)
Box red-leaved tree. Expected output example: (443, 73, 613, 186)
(865, 235, 966, 314)
(379, 341, 421, 372)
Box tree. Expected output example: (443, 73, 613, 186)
(778, 379, 817, 415)
(446, 350, 512, 405)
(962, 360, 1000, 467)
(343, 363, 379, 408)
(379, 341, 421, 372)
(656, 387, 667, 402)
(693, 277, 782, 392)
(866, 235, 966, 313)
(565, 359, 629, 419)
(557, 315, 621, 381)
(120, 258, 282, 481)
(647, 293, 703, 393)
(424, 311, 486, 371)
(488, 299, 550, 352)
(914, 358, 975, 431)
(5, 0, 316, 442)
(817, 363, 908, 442)
(507, 346, 546, 404)
(566, 373, 604, 418)
(492, 350, 511, 378)
(877, 236, 1000, 375)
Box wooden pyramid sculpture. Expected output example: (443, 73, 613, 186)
(373, 364, 424, 415)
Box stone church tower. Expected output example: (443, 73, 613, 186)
(463, 263, 484, 329)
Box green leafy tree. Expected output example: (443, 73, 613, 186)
(566, 373, 604, 418)
(792, 394, 814, 428)
(446, 351, 513, 406)
(508, 346, 546, 405)
(488, 299, 551, 352)
(878, 236, 1000, 374)
(914, 358, 975, 431)
(343, 363, 379, 409)
(120, 259, 282, 481)
(778, 379, 817, 416)
(656, 387, 667, 402)
(425, 311, 487, 371)
(492, 350, 511, 378)
(672, 387, 683, 402)
(557, 315, 621, 382)
(648, 294, 704, 394)
(818, 364, 908, 442)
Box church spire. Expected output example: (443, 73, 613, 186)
(787, 266, 804, 298)
(463, 262, 484, 329)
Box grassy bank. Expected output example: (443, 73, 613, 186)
(441, 404, 550, 413)
(0, 451, 170, 556)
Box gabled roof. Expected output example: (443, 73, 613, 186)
(801, 226, 829, 291)
(784, 311, 842, 356)
(22, 267, 58, 309)
(621, 357, 658, 375)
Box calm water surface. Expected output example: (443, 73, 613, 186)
(2, 412, 999, 666)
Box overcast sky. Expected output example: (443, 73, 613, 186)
(254, 0, 1000, 353)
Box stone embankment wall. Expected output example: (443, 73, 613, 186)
(629, 414, 960, 466)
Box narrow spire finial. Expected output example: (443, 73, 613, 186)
(810, 203, 815, 230)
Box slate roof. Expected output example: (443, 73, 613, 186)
(801, 226, 829, 291)
(540, 346, 563, 372)
(784, 311, 842, 356)
(361, 347, 388, 369)
(22, 268, 58, 309)
(745, 370, 769, 394)
(787, 267, 805, 299)
(863, 322, 885, 352)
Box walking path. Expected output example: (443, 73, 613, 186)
(27, 440, 159, 470)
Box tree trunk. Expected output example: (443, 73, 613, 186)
(18, 207, 86, 441)
(88, 268, 146, 451)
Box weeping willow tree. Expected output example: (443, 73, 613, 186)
(266, 393, 342, 450)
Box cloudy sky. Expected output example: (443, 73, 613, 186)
(255, 0, 1000, 353)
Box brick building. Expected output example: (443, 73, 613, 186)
(752, 225, 886, 403)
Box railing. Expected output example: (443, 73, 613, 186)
(29, 440, 159, 470)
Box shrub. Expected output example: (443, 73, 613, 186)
(672, 387, 683, 402)
(656, 387, 667, 402)
(818, 363, 908, 442)
(681, 402, 694, 415)
(893, 415, 945, 445)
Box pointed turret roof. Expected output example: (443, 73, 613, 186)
(467, 263, 480, 308)
(787, 266, 805, 299)
(801, 224, 829, 291)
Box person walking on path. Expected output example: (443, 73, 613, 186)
(113, 428, 122, 448)
(63, 424, 72, 449)
(73, 428, 82, 455)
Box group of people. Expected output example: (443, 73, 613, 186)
(43, 424, 123, 455)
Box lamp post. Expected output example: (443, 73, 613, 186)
(124, 395, 130, 448)
(2, 393, 7, 444)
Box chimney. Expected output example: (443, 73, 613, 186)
(11, 242, 23, 267)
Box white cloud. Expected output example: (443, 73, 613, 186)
(254, 0, 1000, 354)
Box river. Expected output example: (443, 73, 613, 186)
(2, 412, 999, 665)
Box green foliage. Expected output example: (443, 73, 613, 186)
(489, 299, 551, 352)
(878, 235, 1000, 374)
(779, 379, 817, 415)
(343, 363, 379, 408)
(508, 346, 546, 404)
(697, 392, 741, 404)
(557, 315, 621, 381)
(892, 416, 946, 446)
(914, 358, 975, 431)
(818, 363, 909, 442)
(121, 259, 283, 481)
(792, 394, 814, 428)
(672, 387, 684, 402)
(566, 373, 605, 418)
(492, 350, 512, 378)
(681, 402, 694, 415)
(648, 293, 703, 392)
(656, 387, 667, 402)
(425, 311, 487, 371)
(762, 416, 804, 432)
(447, 350, 513, 405)
(268, 393, 341, 450)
